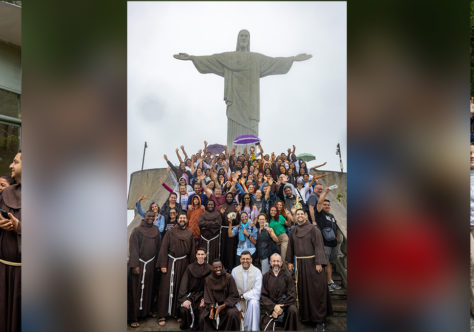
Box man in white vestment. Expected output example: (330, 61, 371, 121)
(231, 250, 262, 331)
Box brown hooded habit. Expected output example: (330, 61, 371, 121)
(286, 221, 332, 324)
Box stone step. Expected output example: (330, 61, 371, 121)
(331, 299, 347, 313)
(327, 316, 347, 331)
(331, 311, 347, 317)
(330, 294, 347, 301)
(127, 317, 180, 331)
(329, 288, 346, 296)
(131, 316, 348, 331)
(129, 310, 347, 331)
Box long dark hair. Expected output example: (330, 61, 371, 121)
(0, 175, 13, 185)
(255, 213, 268, 230)
(269, 206, 278, 221)
(299, 161, 308, 174)
(242, 193, 254, 210)
(166, 192, 178, 203)
(166, 208, 178, 223)
(148, 201, 159, 213)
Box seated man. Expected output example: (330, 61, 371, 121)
(178, 248, 213, 330)
(231, 251, 262, 331)
(200, 259, 241, 331)
(261, 253, 298, 331)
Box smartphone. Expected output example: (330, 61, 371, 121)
(329, 184, 338, 190)
(0, 209, 9, 219)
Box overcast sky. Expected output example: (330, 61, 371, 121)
(127, 1, 346, 198)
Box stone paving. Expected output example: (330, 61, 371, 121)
(127, 271, 347, 332)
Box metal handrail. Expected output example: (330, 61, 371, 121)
(0, 114, 21, 126)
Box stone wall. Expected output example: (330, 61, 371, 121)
(127, 168, 347, 238)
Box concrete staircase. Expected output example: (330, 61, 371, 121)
(326, 270, 347, 331)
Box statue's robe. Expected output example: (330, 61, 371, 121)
(191, 52, 295, 146)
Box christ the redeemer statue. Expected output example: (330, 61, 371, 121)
(174, 29, 312, 148)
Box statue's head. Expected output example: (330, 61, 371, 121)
(236, 29, 250, 52)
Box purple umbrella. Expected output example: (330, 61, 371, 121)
(233, 134, 261, 145)
(207, 144, 226, 154)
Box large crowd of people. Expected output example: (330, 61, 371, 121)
(128, 142, 342, 331)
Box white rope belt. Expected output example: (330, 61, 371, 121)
(168, 254, 187, 315)
(0, 258, 21, 267)
(263, 316, 276, 331)
(201, 234, 220, 263)
(215, 302, 221, 330)
(180, 292, 195, 328)
(138, 256, 155, 310)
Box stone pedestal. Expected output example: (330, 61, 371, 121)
(227, 118, 258, 153)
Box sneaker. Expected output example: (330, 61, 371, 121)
(315, 323, 326, 331)
(328, 281, 341, 290)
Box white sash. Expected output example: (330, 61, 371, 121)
(201, 234, 220, 263)
(180, 292, 195, 328)
(138, 256, 155, 310)
(167, 254, 187, 315)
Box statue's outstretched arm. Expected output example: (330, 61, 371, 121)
(173, 53, 192, 60)
(294, 53, 312, 62)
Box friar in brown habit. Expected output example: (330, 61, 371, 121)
(199, 259, 241, 331)
(157, 212, 195, 326)
(261, 253, 299, 331)
(219, 192, 239, 271)
(198, 200, 222, 263)
(0, 152, 21, 332)
(178, 248, 213, 330)
(127, 211, 161, 328)
(287, 209, 332, 330)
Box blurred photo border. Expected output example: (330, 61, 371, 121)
(19, 1, 470, 332)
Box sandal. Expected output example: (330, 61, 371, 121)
(131, 322, 140, 328)
(158, 318, 166, 326)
